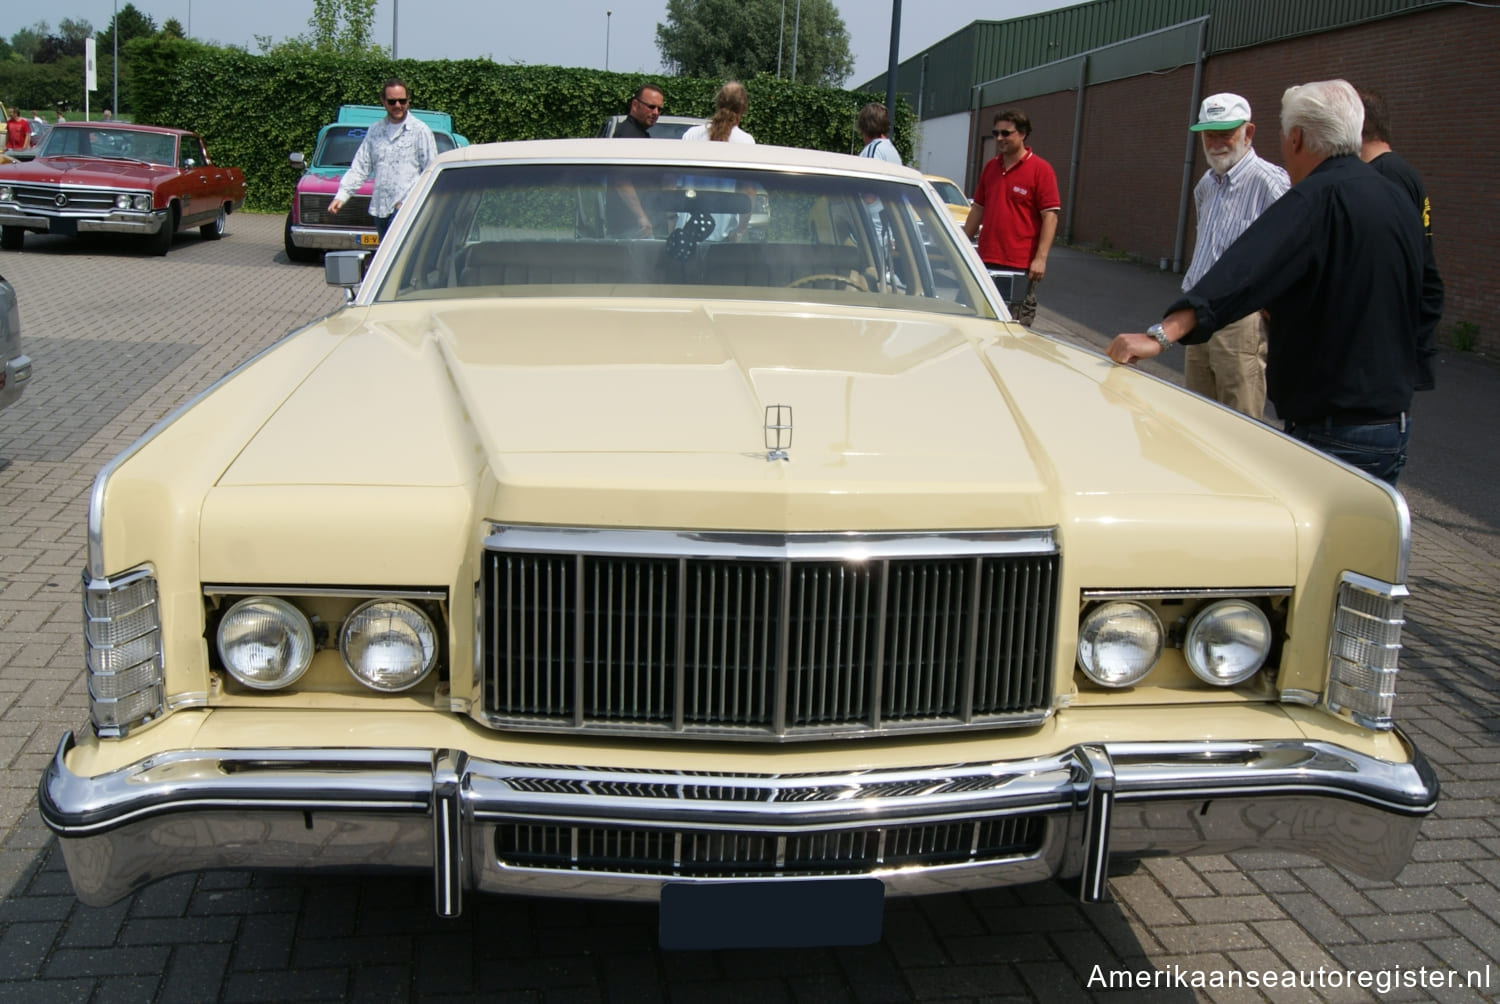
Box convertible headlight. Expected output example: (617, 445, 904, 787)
(340, 600, 438, 692)
(1077, 601, 1162, 687)
(1183, 600, 1272, 685)
(115, 194, 132, 209)
(217, 596, 315, 690)
(133, 194, 151, 210)
(0, 185, 12, 201)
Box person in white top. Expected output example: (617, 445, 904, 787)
(856, 103, 901, 163)
(329, 78, 438, 240)
(679, 82, 755, 243)
(682, 82, 755, 144)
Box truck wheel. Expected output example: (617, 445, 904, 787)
(0, 227, 22, 251)
(284, 212, 318, 263)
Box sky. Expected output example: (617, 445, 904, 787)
(4, 0, 1078, 86)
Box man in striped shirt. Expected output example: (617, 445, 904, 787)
(1181, 93, 1289, 419)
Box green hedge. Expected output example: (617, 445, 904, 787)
(126, 38, 914, 213)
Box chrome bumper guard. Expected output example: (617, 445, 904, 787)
(0, 208, 166, 235)
(39, 732, 1436, 918)
(288, 224, 377, 250)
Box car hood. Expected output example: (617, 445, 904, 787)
(296, 172, 365, 193)
(215, 300, 1294, 550)
(0, 155, 172, 187)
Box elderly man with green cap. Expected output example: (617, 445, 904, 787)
(1179, 92, 1289, 419)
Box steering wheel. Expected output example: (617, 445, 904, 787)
(786, 272, 869, 291)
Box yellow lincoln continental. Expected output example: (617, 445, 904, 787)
(41, 140, 1435, 949)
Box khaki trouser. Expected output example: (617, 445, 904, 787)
(1183, 312, 1268, 419)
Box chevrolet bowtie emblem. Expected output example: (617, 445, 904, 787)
(764, 404, 792, 462)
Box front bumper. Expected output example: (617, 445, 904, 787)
(39, 731, 1437, 917)
(0, 207, 166, 236)
(0, 351, 31, 411)
(288, 223, 379, 250)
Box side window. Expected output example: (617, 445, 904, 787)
(179, 136, 206, 168)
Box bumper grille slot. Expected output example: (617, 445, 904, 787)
(483, 533, 1058, 740)
(496, 817, 1045, 876)
(298, 192, 375, 228)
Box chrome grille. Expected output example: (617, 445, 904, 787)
(481, 528, 1058, 740)
(497, 816, 1044, 876)
(298, 192, 375, 228)
(8, 183, 124, 213)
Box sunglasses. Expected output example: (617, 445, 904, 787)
(635, 99, 663, 112)
(385, 97, 410, 106)
(992, 128, 1016, 138)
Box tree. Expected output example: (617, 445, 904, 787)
(100, 4, 158, 52)
(9, 21, 49, 63)
(306, 0, 381, 56)
(656, 0, 853, 87)
(159, 18, 186, 40)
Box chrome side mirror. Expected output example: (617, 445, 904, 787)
(289, 151, 305, 169)
(325, 250, 371, 296)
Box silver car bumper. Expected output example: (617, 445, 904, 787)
(39, 732, 1436, 918)
(288, 224, 379, 250)
(0, 351, 30, 411)
(0, 207, 166, 235)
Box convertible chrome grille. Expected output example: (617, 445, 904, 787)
(6, 183, 124, 213)
(496, 816, 1045, 876)
(298, 192, 375, 228)
(480, 528, 1058, 740)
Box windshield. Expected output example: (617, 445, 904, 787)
(376, 162, 995, 318)
(39, 126, 176, 166)
(314, 126, 457, 168)
(929, 179, 968, 206)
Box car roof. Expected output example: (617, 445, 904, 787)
(436, 137, 925, 180)
(49, 121, 192, 137)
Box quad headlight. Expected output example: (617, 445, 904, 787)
(1077, 601, 1162, 687)
(115, 193, 151, 210)
(0, 185, 12, 201)
(340, 599, 438, 692)
(114, 194, 131, 209)
(216, 596, 315, 690)
(1183, 600, 1272, 686)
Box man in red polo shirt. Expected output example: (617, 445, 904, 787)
(964, 108, 1061, 325)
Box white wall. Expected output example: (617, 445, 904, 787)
(912, 112, 973, 187)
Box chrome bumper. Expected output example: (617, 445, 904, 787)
(288, 224, 378, 250)
(0, 351, 31, 411)
(39, 732, 1437, 917)
(0, 207, 166, 235)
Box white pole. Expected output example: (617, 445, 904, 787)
(777, 0, 785, 78)
(605, 10, 611, 71)
(790, 0, 801, 82)
(112, 1, 118, 118)
(393, 0, 398, 58)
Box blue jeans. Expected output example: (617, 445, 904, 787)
(374, 215, 393, 240)
(1284, 415, 1410, 485)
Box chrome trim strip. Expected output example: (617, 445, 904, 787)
(1082, 587, 1293, 600)
(485, 525, 1058, 561)
(87, 312, 349, 581)
(202, 585, 447, 601)
(40, 732, 1437, 911)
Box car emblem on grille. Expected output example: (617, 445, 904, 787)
(765, 405, 792, 462)
(54, 193, 69, 207)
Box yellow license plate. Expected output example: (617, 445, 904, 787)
(360, 233, 380, 246)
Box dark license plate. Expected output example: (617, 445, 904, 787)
(659, 878, 884, 950)
(360, 233, 380, 246)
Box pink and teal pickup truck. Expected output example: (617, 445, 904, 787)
(283, 105, 466, 262)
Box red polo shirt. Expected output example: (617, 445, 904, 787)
(971, 148, 1061, 270)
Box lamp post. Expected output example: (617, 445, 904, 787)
(605, 10, 611, 71)
(790, 0, 801, 82)
(777, 0, 785, 78)
(392, 0, 398, 58)
(112, 1, 118, 118)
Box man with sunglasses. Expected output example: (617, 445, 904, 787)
(329, 78, 439, 241)
(606, 83, 668, 236)
(963, 109, 1060, 326)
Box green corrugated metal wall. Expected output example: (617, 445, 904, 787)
(865, 0, 1451, 118)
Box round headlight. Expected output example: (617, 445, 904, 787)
(1184, 600, 1272, 686)
(133, 194, 151, 211)
(340, 600, 438, 692)
(1077, 601, 1162, 687)
(217, 596, 315, 690)
(0, 185, 13, 201)
(115, 194, 132, 209)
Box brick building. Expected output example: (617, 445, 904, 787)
(865, 0, 1499, 357)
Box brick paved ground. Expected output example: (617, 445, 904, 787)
(0, 219, 1496, 1002)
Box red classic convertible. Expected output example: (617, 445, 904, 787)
(0, 122, 246, 255)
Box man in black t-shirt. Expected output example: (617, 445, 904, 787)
(1360, 89, 1443, 391)
(607, 83, 667, 235)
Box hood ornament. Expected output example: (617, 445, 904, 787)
(764, 405, 792, 462)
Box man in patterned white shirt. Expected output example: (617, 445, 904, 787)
(329, 78, 439, 240)
(1181, 93, 1289, 419)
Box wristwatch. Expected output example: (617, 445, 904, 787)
(1146, 323, 1173, 350)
